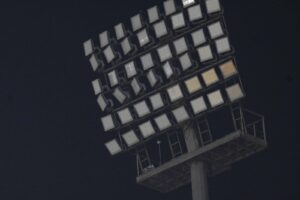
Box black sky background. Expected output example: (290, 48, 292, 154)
(0, 0, 299, 200)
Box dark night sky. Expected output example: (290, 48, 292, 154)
(0, 0, 299, 200)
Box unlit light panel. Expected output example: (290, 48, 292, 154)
(226, 84, 244, 102)
(208, 21, 224, 39)
(205, 0, 221, 14)
(167, 84, 184, 102)
(154, 114, 172, 131)
(190, 96, 207, 114)
(173, 37, 188, 55)
(108, 70, 119, 87)
(164, 0, 176, 16)
(124, 61, 137, 78)
(92, 79, 102, 95)
(215, 37, 231, 54)
(113, 87, 127, 104)
(197, 45, 213, 62)
(171, 12, 186, 30)
(114, 23, 125, 40)
(89, 54, 100, 72)
(99, 31, 109, 48)
(83, 39, 93, 56)
(201, 68, 219, 86)
(187, 4, 203, 22)
(97, 94, 108, 111)
(131, 14, 143, 32)
(101, 114, 116, 131)
(131, 78, 143, 95)
(117, 108, 133, 124)
(157, 44, 172, 62)
(103, 45, 115, 63)
(172, 106, 190, 123)
(147, 6, 159, 23)
(163, 62, 174, 79)
(149, 93, 164, 110)
(140, 53, 154, 70)
(105, 139, 122, 155)
(122, 130, 139, 147)
(207, 90, 224, 107)
(191, 29, 206, 47)
(153, 20, 168, 38)
(121, 37, 132, 55)
(134, 100, 151, 118)
(147, 70, 159, 87)
(179, 53, 193, 71)
(139, 121, 155, 138)
(137, 29, 150, 47)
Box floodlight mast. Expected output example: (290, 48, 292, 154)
(83, 0, 267, 200)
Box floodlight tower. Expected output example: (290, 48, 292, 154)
(83, 0, 267, 200)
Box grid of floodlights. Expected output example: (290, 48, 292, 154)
(83, 0, 245, 156)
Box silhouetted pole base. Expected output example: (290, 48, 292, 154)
(183, 123, 209, 200)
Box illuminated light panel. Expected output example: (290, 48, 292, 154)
(137, 29, 150, 47)
(182, 0, 195, 7)
(191, 29, 206, 47)
(149, 93, 164, 110)
(147, 6, 159, 23)
(89, 54, 101, 72)
(154, 114, 172, 131)
(171, 12, 186, 30)
(108, 70, 119, 87)
(219, 60, 237, 78)
(124, 61, 137, 79)
(167, 84, 184, 102)
(99, 31, 109, 48)
(101, 114, 116, 131)
(120, 37, 132, 55)
(153, 20, 168, 38)
(207, 90, 224, 107)
(113, 87, 127, 104)
(122, 130, 140, 147)
(114, 23, 126, 40)
(92, 79, 102, 95)
(201, 68, 219, 86)
(97, 94, 109, 111)
(83, 39, 93, 56)
(103, 45, 116, 63)
(190, 96, 207, 114)
(179, 53, 193, 71)
(117, 108, 133, 124)
(173, 37, 188, 55)
(184, 76, 202, 94)
(134, 100, 151, 118)
(205, 0, 221, 14)
(147, 70, 159, 87)
(131, 14, 143, 32)
(164, 0, 176, 16)
(139, 121, 156, 138)
(140, 53, 154, 70)
(163, 61, 174, 79)
(172, 106, 190, 123)
(131, 78, 143, 95)
(215, 37, 231, 54)
(226, 84, 244, 102)
(208, 21, 224, 39)
(105, 139, 122, 155)
(157, 44, 172, 62)
(187, 4, 203, 22)
(197, 45, 213, 62)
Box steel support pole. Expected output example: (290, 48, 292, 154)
(183, 123, 209, 200)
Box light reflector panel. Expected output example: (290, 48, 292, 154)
(187, 4, 203, 22)
(157, 44, 172, 62)
(172, 106, 190, 123)
(154, 114, 172, 131)
(108, 70, 119, 87)
(208, 21, 224, 39)
(184, 76, 202, 94)
(131, 78, 143, 95)
(140, 53, 154, 70)
(167, 84, 184, 102)
(139, 121, 155, 138)
(205, 0, 221, 14)
(163, 61, 174, 79)
(89, 54, 101, 72)
(190, 96, 207, 114)
(134, 100, 151, 118)
(226, 84, 244, 102)
(101, 114, 116, 131)
(179, 53, 192, 71)
(191, 29, 206, 47)
(219, 60, 237, 78)
(117, 108, 133, 125)
(99, 31, 109, 48)
(173, 37, 188, 55)
(215, 37, 231, 54)
(105, 139, 122, 155)
(120, 37, 132, 55)
(124, 61, 137, 78)
(114, 23, 126, 40)
(182, 0, 195, 7)
(83, 39, 93, 56)
(147, 70, 159, 87)
(122, 130, 139, 147)
(137, 29, 150, 47)
(113, 87, 127, 104)
(147, 6, 159, 23)
(164, 0, 176, 16)
(207, 90, 224, 107)
(197, 45, 213, 62)
(149, 93, 164, 110)
(153, 20, 168, 38)
(131, 14, 143, 31)
(103, 45, 116, 63)
(92, 79, 102, 95)
(171, 12, 186, 30)
(201, 68, 219, 86)
(97, 94, 108, 111)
